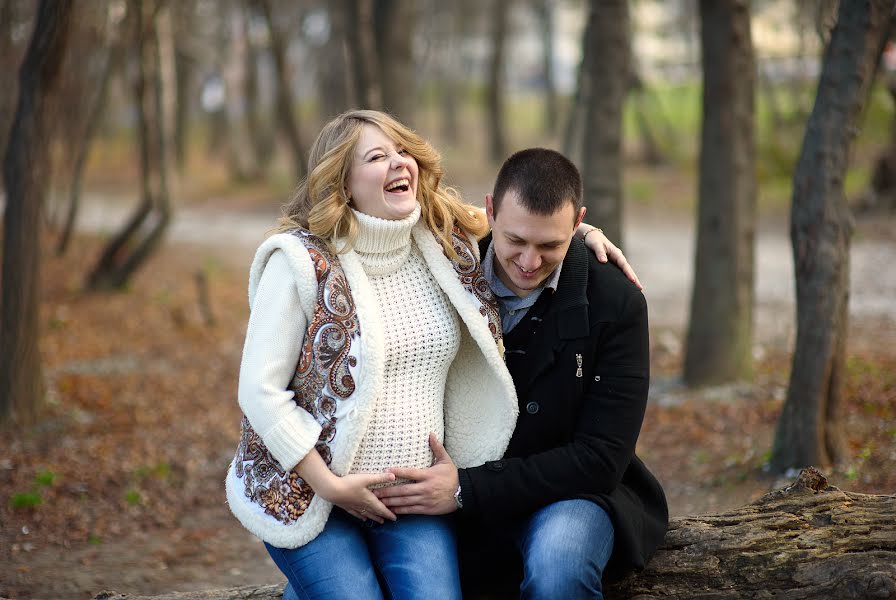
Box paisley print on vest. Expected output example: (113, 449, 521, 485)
(233, 231, 359, 524)
(451, 227, 503, 346)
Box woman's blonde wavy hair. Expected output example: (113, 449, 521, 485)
(278, 109, 487, 259)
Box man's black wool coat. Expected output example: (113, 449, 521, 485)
(457, 235, 668, 578)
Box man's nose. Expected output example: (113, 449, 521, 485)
(518, 248, 541, 271)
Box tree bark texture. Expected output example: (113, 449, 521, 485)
(581, 0, 629, 247)
(0, 0, 74, 424)
(770, 0, 893, 473)
(86, 0, 171, 291)
(683, 0, 756, 386)
(486, 0, 509, 164)
(257, 0, 306, 181)
(372, 0, 416, 125)
(92, 470, 895, 600)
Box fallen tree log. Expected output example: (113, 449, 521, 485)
(93, 469, 896, 600)
(607, 467, 896, 599)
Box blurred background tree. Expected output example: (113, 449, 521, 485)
(684, 0, 756, 387)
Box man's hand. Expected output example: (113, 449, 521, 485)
(374, 433, 460, 515)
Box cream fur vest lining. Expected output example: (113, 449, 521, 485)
(226, 223, 518, 548)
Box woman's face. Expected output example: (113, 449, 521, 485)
(345, 124, 419, 221)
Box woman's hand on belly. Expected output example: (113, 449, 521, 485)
(317, 472, 399, 524)
(296, 448, 398, 524)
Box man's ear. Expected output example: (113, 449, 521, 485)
(574, 206, 586, 230)
(485, 194, 495, 221)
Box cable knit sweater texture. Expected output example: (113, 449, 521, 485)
(226, 204, 518, 548)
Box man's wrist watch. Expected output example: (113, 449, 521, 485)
(453, 484, 463, 510)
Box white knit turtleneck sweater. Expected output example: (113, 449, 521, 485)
(348, 205, 461, 476)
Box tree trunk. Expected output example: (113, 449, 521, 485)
(222, 2, 254, 181)
(243, 0, 273, 178)
(92, 469, 896, 600)
(534, 0, 557, 136)
(316, 3, 351, 118)
(257, 0, 306, 181)
(56, 39, 121, 256)
(86, 0, 171, 291)
(344, 0, 377, 108)
(0, 0, 22, 161)
(683, 0, 756, 386)
(562, 4, 595, 163)
(580, 0, 628, 246)
(0, 0, 74, 425)
(770, 0, 893, 473)
(486, 0, 509, 164)
(432, 1, 469, 146)
(172, 1, 196, 174)
(372, 0, 416, 124)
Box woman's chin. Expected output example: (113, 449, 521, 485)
(384, 195, 419, 219)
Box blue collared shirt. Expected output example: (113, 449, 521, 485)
(482, 241, 562, 333)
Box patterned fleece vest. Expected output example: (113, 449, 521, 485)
(231, 226, 502, 526)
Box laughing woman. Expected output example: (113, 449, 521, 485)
(225, 110, 632, 599)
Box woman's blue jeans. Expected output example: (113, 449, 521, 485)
(266, 508, 461, 600)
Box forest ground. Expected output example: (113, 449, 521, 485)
(1, 176, 894, 599)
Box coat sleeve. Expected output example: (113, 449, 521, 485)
(238, 250, 323, 472)
(458, 287, 650, 522)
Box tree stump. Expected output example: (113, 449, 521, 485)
(93, 469, 896, 600)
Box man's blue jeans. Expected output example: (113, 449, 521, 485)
(514, 499, 615, 600)
(267, 508, 461, 600)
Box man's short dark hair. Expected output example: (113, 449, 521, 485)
(492, 148, 583, 217)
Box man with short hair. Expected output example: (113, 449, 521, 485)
(376, 148, 668, 598)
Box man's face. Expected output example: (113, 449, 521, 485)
(486, 190, 585, 298)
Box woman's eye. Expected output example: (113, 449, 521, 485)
(369, 154, 385, 161)
(398, 149, 409, 155)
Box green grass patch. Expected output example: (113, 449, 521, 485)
(34, 470, 57, 487)
(10, 491, 42, 509)
(124, 489, 142, 506)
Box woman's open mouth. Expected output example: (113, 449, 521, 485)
(384, 178, 411, 194)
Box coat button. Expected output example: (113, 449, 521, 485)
(594, 375, 601, 382)
(486, 460, 505, 472)
(526, 401, 540, 414)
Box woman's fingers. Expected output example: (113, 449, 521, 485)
(608, 245, 643, 290)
